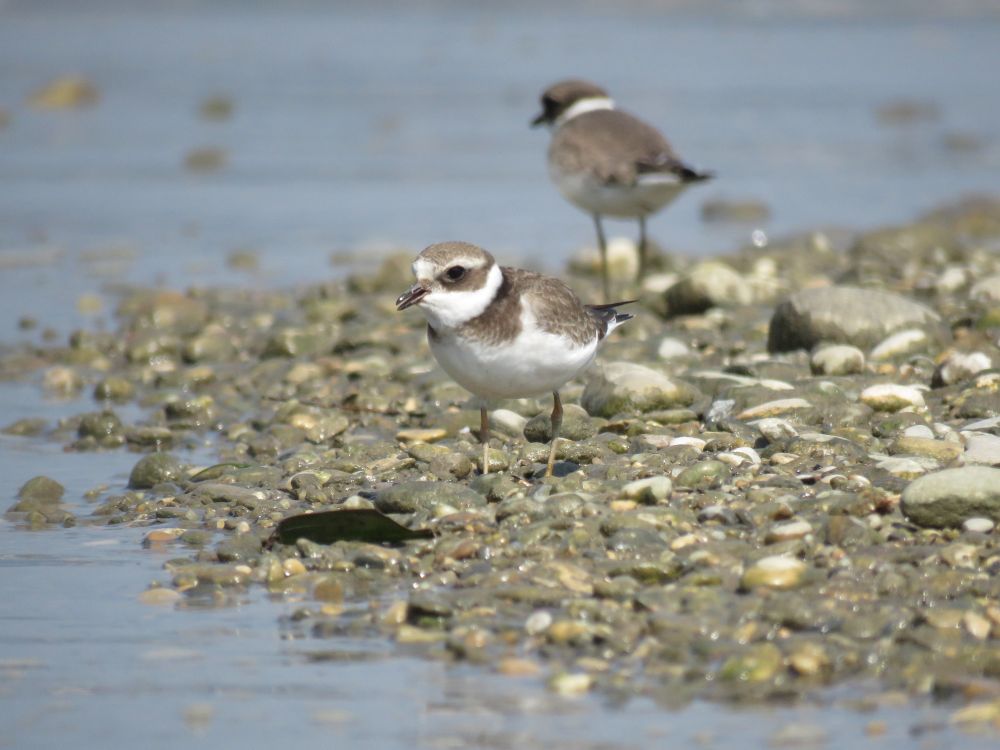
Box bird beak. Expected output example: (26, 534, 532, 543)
(395, 283, 429, 311)
(530, 111, 547, 128)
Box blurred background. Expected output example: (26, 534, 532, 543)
(1, 0, 998, 336)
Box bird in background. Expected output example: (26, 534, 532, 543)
(396, 241, 633, 477)
(532, 79, 712, 301)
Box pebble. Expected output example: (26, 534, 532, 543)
(765, 520, 813, 544)
(664, 260, 753, 315)
(621, 476, 672, 503)
(656, 337, 692, 360)
(869, 328, 930, 360)
(859, 384, 925, 412)
(811, 344, 865, 375)
(395, 427, 448, 443)
(740, 555, 808, 590)
(737, 398, 813, 420)
(489, 409, 528, 437)
(963, 517, 995, 534)
(962, 433, 1000, 465)
(933, 351, 992, 387)
(548, 672, 593, 696)
(901, 466, 1000, 528)
(581, 362, 698, 417)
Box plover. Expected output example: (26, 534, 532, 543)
(532, 79, 712, 300)
(396, 241, 633, 477)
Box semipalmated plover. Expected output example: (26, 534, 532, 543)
(532, 79, 712, 300)
(396, 241, 633, 477)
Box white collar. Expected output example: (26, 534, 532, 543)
(554, 96, 615, 127)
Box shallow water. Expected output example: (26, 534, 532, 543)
(2, 1, 1000, 747)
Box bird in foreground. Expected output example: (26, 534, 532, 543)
(532, 79, 712, 301)
(396, 241, 633, 477)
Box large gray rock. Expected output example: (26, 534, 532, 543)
(900, 466, 1000, 528)
(768, 286, 940, 353)
(664, 261, 752, 316)
(581, 362, 699, 418)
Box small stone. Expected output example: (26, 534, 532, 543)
(664, 261, 752, 315)
(29, 74, 99, 109)
(752, 417, 800, 442)
(621, 476, 672, 504)
(16, 476, 65, 505)
(2, 418, 48, 437)
(811, 344, 865, 375)
(869, 328, 930, 360)
(963, 433, 1000, 465)
(524, 404, 595, 442)
(737, 398, 813, 420)
(282, 558, 307, 577)
(765, 519, 813, 544)
(963, 517, 995, 533)
(581, 362, 698, 417)
(144, 528, 184, 544)
(490, 409, 528, 437)
(964, 611, 992, 640)
(788, 642, 830, 676)
(901, 466, 1000, 528)
(889, 436, 963, 462)
(43, 366, 83, 395)
(138, 588, 182, 606)
(675, 460, 731, 490)
(496, 658, 541, 677)
(933, 351, 992, 387)
(860, 384, 925, 412)
(719, 642, 783, 682)
(184, 146, 227, 173)
(128, 453, 185, 489)
(740, 555, 807, 590)
(656, 337, 692, 360)
(548, 672, 593, 696)
(395, 427, 447, 443)
(525, 610, 553, 636)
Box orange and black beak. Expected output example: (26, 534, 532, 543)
(395, 283, 429, 311)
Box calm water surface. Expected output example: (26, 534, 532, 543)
(2, 2, 1000, 747)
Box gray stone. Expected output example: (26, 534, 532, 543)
(524, 404, 596, 442)
(869, 328, 930, 361)
(932, 351, 992, 387)
(810, 344, 865, 375)
(375, 481, 486, 514)
(768, 286, 940, 352)
(581, 362, 699, 417)
(664, 261, 752, 315)
(963, 433, 1000, 465)
(901, 466, 1000, 528)
(129, 453, 185, 489)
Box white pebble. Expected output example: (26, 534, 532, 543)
(963, 517, 995, 534)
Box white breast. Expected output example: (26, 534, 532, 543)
(428, 302, 599, 400)
(550, 163, 687, 218)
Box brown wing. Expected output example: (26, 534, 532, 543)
(551, 109, 709, 185)
(507, 268, 602, 348)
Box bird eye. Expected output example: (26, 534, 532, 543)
(445, 265, 466, 281)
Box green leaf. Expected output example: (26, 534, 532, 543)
(270, 509, 434, 546)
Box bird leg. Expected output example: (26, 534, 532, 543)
(545, 390, 563, 477)
(592, 213, 610, 303)
(480, 405, 490, 475)
(637, 215, 648, 283)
